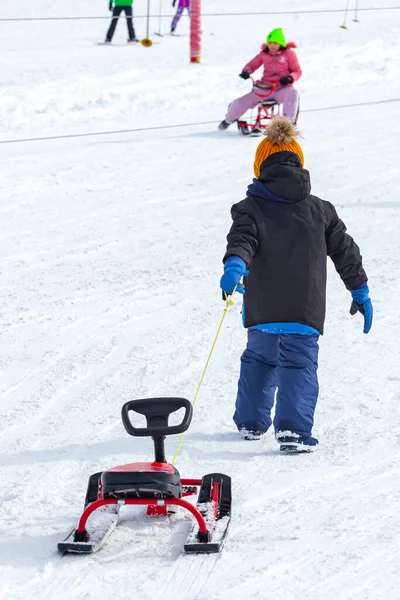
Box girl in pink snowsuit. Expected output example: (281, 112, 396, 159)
(171, 0, 190, 34)
(219, 29, 302, 129)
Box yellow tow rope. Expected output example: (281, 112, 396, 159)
(171, 288, 237, 465)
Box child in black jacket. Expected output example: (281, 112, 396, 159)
(220, 117, 372, 453)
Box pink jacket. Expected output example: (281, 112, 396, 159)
(243, 42, 302, 91)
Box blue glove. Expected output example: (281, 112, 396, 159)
(220, 256, 249, 298)
(350, 283, 373, 334)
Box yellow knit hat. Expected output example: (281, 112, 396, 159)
(253, 117, 304, 178)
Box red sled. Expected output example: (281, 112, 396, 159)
(237, 98, 281, 136)
(237, 78, 282, 136)
(58, 398, 231, 554)
(237, 75, 303, 136)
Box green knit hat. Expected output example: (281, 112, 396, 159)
(266, 28, 286, 47)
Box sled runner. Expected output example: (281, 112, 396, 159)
(237, 77, 282, 136)
(58, 398, 231, 554)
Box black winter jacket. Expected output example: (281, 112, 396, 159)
(223, 152, 367, 334)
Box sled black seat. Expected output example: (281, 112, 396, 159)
(98, 398, 194, 499)
(101, 464, 181, 499)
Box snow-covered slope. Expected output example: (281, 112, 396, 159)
(1, 1, 400, 599)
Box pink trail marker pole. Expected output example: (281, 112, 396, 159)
(190, 0, 201, 63)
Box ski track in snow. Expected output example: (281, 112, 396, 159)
(1, 0, 400, 598)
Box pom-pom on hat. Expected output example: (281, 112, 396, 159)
(253, 116, 304, 178)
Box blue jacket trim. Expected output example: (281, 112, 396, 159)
(249, 323, 320, 336)
(242, 303, 319, 335)
(246, 178, 297, 204)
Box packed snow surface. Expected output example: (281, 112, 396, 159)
(1, 1, 400, 598)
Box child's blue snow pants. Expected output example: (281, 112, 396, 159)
(233, 329, 319, 437)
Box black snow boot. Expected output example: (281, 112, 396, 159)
(238, 428, 265, 441)
(276, 432, 319, 454)
(218, 120, 230, 131)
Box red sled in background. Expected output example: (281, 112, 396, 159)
(237, 77, 282, 136)
(58, 398, 231, 554)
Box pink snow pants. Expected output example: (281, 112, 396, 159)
(225, 87, 299, 123)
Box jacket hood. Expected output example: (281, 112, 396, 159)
(261, 41, 297, 51)
(247, 152, 311, 203)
